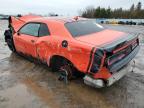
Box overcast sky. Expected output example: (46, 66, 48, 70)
(0, 0, 143, 16)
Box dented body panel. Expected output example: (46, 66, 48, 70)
(5, 15, 140, 87)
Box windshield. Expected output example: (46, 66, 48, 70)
(65, 20, 104, 37)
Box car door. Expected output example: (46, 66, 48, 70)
(36, 23, 51, 62)
(14, 22, 40, 57)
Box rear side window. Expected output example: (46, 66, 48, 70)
(39, 23, 50, 36)
(19, 23, 40, 36)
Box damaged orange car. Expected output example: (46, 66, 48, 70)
(4, 15, 140, 88)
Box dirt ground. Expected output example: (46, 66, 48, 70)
(0, 20, 144, 108)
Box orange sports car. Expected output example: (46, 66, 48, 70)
(4, 15, 140, 88)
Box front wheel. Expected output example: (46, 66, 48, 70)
(4, 30, 16, 52)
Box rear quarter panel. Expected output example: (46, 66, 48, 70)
(36, 35, 93, 73)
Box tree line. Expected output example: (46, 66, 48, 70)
(81, 2, 144, 19)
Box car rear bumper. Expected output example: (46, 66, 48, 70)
(107, 62, 133, 86)
(84, 63, 133, 88)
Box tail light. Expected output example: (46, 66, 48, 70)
(106, 38, 139, 72)
(90, 49, 105, 73)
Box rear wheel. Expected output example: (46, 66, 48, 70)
(50, 56, 76, 82)
(58, 64, 74, 81)
(58, 62, 84, 82)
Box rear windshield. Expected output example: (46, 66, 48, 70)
(65, 20, 104, 37)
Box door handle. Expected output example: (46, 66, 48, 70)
(31, 40, 35, 43)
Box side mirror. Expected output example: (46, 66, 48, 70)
(17, 32, 20, 36)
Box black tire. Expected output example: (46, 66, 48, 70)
(51, 57, 62, 72)
(59, 64, 74, 80)
(7, 39, 15, 52)
(4, 30, 16, 52)
(58, 62, 84, 80)
(50, 57, 75, 80)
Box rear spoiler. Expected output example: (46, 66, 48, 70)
(8, 15, 42, 33)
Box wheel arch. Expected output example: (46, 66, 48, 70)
(49, 55, 79, 71)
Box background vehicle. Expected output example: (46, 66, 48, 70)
(4, 15, 140, 88)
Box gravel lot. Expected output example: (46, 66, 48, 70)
(0, 20, 144, 108)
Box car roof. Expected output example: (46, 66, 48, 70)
(29, 16, 88, 24)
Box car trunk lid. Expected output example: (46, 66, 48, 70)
(75, 29, 127, 46)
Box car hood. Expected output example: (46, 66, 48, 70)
(75, 29, 127, 46)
